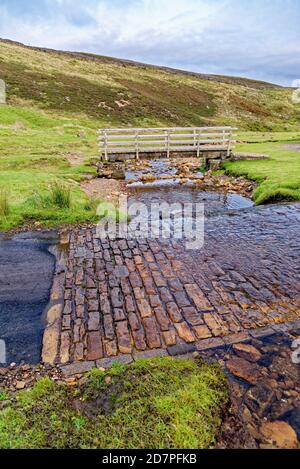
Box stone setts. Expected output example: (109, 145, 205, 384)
(42, 204, 300, 369)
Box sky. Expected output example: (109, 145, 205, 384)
(0, 0, 299, 86)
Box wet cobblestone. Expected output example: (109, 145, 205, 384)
(49, 203, 300, 365)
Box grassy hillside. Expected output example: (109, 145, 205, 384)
(1, 39, 300, 130)
(0, 39, 299, 230)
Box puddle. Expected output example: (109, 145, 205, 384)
(0, 231, 58, 365)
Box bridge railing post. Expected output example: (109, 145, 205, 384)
(104, 130, 108, 161)
(223, 129, 226, 147)
(164, 130, 167, 156)
(135, 131, 139, 160)
(197, 129, 201, 157)
(227, 129, 232, 157)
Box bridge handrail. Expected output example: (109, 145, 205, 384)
(98, 126, 237, 160)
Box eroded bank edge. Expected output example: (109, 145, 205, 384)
(41, 230, 69, 365)
(59, 319, 300, 377)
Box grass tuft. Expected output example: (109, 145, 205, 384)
(0, 190, 10, 217)
(49, 182, 71, 208)
(254, 187, 300, 205)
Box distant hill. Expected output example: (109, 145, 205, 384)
(0, 38, 299, 130)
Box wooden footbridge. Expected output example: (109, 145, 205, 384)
(98, 126, 237, 162)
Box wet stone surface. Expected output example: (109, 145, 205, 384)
(215, 331, 300, 449)
(126, 158, 254, 215)
(54, 203, 300, 365)
(0, 232, 58, 365)
(128, 185, 254, 216)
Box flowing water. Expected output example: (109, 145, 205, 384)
(126, 159, 254, 216)
(0, 160, 254, 365)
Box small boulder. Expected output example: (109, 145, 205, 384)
(15, 381, 26, 390)
(260, 421, 298, 449)
(139, 174, 156, 183)
(226, 357, 261, 384)
(233, 343, 262, 363)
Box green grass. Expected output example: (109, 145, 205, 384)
(225, 132, 300, 204)
(49, 182, 71, 208)
(0, 105, 103, 229)
(0, 391, 8, 402)
(0, 190, 10, 217)
(0, 358, 228, 449)
(237, 131, 300, 144)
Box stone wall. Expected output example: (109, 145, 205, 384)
(106, 149, 228, 163)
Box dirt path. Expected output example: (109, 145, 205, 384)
(81, 178, 127, 203)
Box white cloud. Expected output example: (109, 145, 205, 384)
(0, 0, 299, 85)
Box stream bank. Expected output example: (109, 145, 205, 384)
(84, 157, 256, 208)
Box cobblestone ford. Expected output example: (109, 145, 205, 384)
(42, 203, 300, 374)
